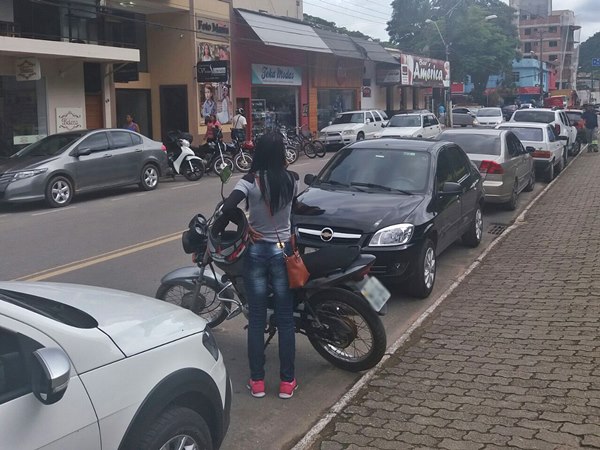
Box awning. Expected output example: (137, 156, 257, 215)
(0, 36, 140, 63)
(237, 10, 332, 54)
(313, 28, 364, 60)
(350, 37, 399, 65)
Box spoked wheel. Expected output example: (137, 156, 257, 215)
(183, 159, 205, 181)
(306, 288, 386, 372)
(212, 156, 234, 176)
(313, 140, 326, 157)
(302, 141, 318, 158)
(156, 281, 230, 327)
(234, 152, 253, 172)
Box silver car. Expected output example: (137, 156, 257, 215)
(0, 129, 168, 207)
(452, 107, 479, 127)
(438, 129, 535, 210)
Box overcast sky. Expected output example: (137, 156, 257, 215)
(303, 0, 599, 44)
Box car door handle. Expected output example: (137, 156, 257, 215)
(103, 153, 113, 158)
(135, 149, 143, 153)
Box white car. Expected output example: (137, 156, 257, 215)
(496, 122, 565, 182)
(475, 107, 505, 128)
(0, 282, 231, 450)
(509, 108, 579, 158)
(375, 112, 442, 139)
(320, 110, 388, 147)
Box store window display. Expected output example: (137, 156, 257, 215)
(251, 87, 298, 134)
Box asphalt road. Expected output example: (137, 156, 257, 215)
(0, 151, 552, 450)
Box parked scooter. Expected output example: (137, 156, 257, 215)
(155, 170, 389, 372)
(163, 131, 205, 181)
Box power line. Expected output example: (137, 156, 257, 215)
(303, 1, 390, 25)
(304, 0, 392, 21)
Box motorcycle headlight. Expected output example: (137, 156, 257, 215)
(369, 224, 414, 246)
(343, 130, 355, 135)
(11, 168, 48, 181)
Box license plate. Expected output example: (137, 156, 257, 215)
(360, 276, 390, 312)
(304, 247, 319, 254)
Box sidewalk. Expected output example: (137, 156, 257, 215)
(306, 150, 600, 450)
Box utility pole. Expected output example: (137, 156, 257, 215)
(538, 31, 544, 105)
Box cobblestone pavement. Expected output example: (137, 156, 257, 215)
(308, 151, 600, 450)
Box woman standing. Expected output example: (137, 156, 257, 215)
(221, 132, 299, 399)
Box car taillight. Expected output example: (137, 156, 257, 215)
(161, 144, 167, 152)
(479, 160, 504, 174)
(532, 150, 552, 158)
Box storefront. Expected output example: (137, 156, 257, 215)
(398, 53, 449, 113)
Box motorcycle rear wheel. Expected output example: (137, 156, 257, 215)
(183, 159, 205, 181)
(306, 288, 386, 372)
(156, 280, 230, 327)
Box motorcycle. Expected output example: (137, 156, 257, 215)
(155, 171, 390, 372)
(194, 130, 235, 176)
(163, 131, 205, 181)
(230, 137, 254, 173)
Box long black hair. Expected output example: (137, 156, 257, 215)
(251, 132, 294, 213)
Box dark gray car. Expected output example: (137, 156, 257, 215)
(0, 129, 168, 207)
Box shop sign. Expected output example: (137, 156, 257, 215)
(451, 82, 465, 94)
(197, 16, 229, 38)
(197, 61, 229, 83)
(399, 54, 450, 87)
(362, 87, 372, 98)
(251, 64, 302, 86)
(376, 68, 401, 85)
(56, 108, 84, 132)
(16, 58, 41, 81)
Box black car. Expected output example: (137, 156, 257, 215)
(294, 138, 484, 298)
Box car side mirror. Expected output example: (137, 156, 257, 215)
(526, 146, 536, 153)
(558, 135, 568, 141)
(381, 123, 385, 127)
(440, 181, 463, 195)
(304, 173, 316, 185)
(76, 147, 92, 156)
(31, 348, 71, 405)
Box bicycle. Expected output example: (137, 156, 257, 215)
(294, 125, 326, 158)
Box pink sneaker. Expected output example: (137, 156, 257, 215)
(247, 379, 265, 398)
(279, 379, 298, 399)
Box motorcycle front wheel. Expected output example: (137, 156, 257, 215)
(212, 156, 234, 176)
(306, 288, 387, 372)
(234, 152, 253, 172)
(156, 280, 230, 327)
(183, 159, 205, 181)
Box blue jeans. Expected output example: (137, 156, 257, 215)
(243, 241, 295, 382)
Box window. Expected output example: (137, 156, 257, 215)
(524, 42, 532, 53)
(506, 134, 523, 157)
(547, 126, 557, 142)
(366, 111, 375, 123)
(549, 55, 558, 61)
(448, 146, 471, 183)
(503, 127, 543, 142)
(512, 72, 520, 82)
(439, 132, 501, 155)
(131, 133, 143, 145)
(429, 115, 439, 126)
(373, 111, 382, 122)
(110, 131, 133, 149)
(548, 26, 557, 33)
(0, 328, 41, 405)
(423, 116, 431, 127)
(436, 148, 455, 190)
(78, 132, 109, 152)
(549, 41, 558, 47)
(524, 28, 532, 36)
(453, 108, 467, 114)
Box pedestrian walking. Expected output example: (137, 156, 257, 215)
(582, 104, 598, 152)
(231, 108, 247, 142)
(438, 103, 446, 125)
(221, 132, 299, 399)
(124, 114, 140, 133)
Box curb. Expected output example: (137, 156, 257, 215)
(291, 144, 587, 450)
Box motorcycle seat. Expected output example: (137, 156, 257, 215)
(302, 246, 361, 279)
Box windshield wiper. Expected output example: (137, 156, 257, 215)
(319, 180, 350, 187)
(350, 182, 413, 195)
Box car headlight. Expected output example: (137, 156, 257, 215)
(473, 119, 479, 125)
(342, 130, 355, 135)
(10, 168, 48, 181)
(202, 328, 220, 361)
(370, 224, 414, 246)
(373, 133, 382, 139)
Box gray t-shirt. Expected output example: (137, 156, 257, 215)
(233, 172, 298, 243)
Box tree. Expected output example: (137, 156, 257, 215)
(303, 14, 390, 44)
(387, 0, 519, 103)
(578, 32, 600, 73)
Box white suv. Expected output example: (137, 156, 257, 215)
(320, 109, 388, 147)
(509, 108, 579, 161)
(0, 282, 231, 450)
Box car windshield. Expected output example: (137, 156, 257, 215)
(477, 108, 502, 117)
(332, 113, 364, 125)
(316, 147, 430, 193)
(13, 133, 84, 158)
(439, 133, 501, 155)
(499, 127, 543, 142)
(512, 110, 555, 123)
(388, 115, 422, 128)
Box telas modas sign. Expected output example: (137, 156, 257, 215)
(251, 64, 302, 86)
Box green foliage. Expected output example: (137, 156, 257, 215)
(578, 32, 600, 72)
(302, 14, 392, 44)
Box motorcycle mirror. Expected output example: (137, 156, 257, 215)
(219, 166, 232, 184)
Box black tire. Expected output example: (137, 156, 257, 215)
(313, 140, 327, 157)
(45, 176, 73, 208)
(544, 161, 555, 183)
(524, 166, 535, 192)
(555, 155, 564, 175)
(134, 406, 213, 450)
(156, 280, 231, 328)
(356, 132, 365, 141)
(571, 140, 581, 156)
(462, 205, 483, 248)
(212, 157, 234, 176)
(505, 180, 518, 211)
(306, 288, 386, 372)
(182, 159, 205, 181)
(302, 141, 318, 159)
(234, 152, 253, 172)
(139, 164, 160, 190)
(408, 238, 437, 298)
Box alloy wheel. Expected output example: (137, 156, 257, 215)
(475, 208, 483, 241)
(160, 434, 199, 450)
(424, 247, 436, 289)
(52, 180, 71, 205)
(144, 166, 158, 188)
